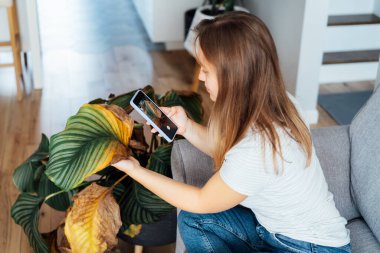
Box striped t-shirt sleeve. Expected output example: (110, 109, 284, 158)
(219, 141, 271, 196)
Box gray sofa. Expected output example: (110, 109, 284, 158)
(170, 86, 380, 253)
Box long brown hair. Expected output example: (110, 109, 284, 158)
(194, 12, 312, 172)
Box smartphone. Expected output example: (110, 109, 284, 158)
(130, 90, 178, 142)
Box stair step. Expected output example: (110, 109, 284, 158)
(323, 50, 380, 65)
(328, 14, 380, 26)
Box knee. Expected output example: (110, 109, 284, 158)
(178, 210, 201, 235)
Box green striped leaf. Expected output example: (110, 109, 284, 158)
(13, 162, 39, 192)
(115, 144, 174, 225)
(88, 98, 107, 104)
(108, 85, 155, 113)
(13, 134, 49, 193)
(158, 90, 204, 123)
(146, 144, 172, 174)
(224, 0, 235, 11)
(28, 134, 50, 161)
(46, 104, 134, 191)
(38, 173, 75, 211)
(10, 193, 48, 253)
(89, 86, 155, 114)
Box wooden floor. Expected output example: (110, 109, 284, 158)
(0, 1, 375, 252)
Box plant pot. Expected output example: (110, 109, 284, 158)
(184, 8, 197, 39)
(118, 209, 177, 247)
(184, 5, 249, 57)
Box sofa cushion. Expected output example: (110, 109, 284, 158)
(171, 139, 214, 188)
(312, 126, 360, 221)
(350, 85, 380, 241)
(347, 218, 380, 253)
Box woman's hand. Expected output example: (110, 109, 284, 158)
(149, 106, 190, 136)
(112, 156, 142, 174)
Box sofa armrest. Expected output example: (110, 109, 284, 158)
(171, 139, 215, 186)
(311, 125, 360, 221)
(171, 139, 215, 253)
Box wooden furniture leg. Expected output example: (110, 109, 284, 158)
(10, 2, 23, 100)
(2, 1, 24, 101)
(134, 245, 143, 253)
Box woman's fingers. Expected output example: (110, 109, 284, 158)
(160, 107, 169, 113)
(167, 111, 175, 118)
(167, 109, 176, 118)
(150, 128, 161, 137)
(161, 107, 175, 118)
(146, 121, 158, 133)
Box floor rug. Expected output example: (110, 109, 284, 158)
(318, 90, 373, 125)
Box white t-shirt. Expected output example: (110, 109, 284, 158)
(219, 98, 350, 247)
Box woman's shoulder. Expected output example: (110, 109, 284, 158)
(227, 127, 272, 157)
(229, 125, 303, 158)
(224, 129, 258, 157)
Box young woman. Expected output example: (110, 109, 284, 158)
(112, 12, 351, 253)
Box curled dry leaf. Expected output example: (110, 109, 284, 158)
(57, 221, 71, 253)
(101, 104, 134, 125)
(65, 183, 122, 253)
(129, 140, 148, 152)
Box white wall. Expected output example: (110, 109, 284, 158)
(0, 0, 43, 89)
(16, 0, 30, 51)
(0, 0, 30, 51)
(243, 0, 304, 95)
(0, 8, 9, 50)
(132, 0, 203, 43)
(244, 0, 329, 124)
(328, 0, 374, 15)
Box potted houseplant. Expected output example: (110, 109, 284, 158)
(10, 85, 204, 253)
(184, 0, 249, 56)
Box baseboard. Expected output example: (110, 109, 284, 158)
(165, 41, 185, 50)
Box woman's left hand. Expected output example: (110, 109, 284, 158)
(112, 156, 142, 174)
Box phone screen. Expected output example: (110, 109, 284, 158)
(131, 90, 178, 141)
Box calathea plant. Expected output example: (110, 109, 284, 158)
(10, 85, 203, 253)
(207, 0, 236, 16)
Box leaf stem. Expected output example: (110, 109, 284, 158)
(44, 189, 66, 202)
(111, 174, 128, 189)
(149, 133, 154, 154)
(43, 179, 99, 202)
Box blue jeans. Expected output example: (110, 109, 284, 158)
(178, 205, 351, 253)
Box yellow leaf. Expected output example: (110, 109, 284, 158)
(65, 183, 122, 253)
(123, 224, 142, 238)
(57, 222, 71, 253)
